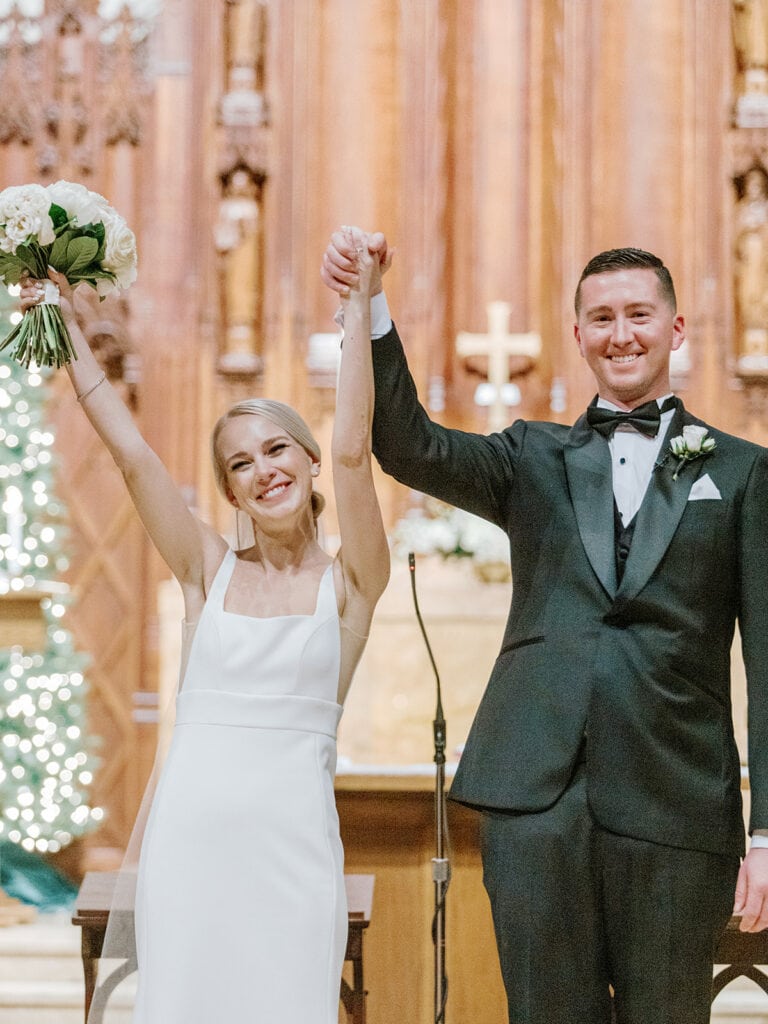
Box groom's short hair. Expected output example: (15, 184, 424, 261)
(574, 247, 677, 316)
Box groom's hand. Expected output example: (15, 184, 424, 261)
(734, 848, 768, 932)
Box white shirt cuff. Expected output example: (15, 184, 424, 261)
(371, 291, 392, 339)
(751, 834, 768, 849)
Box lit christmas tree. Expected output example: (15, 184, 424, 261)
(0, 284, 102, 856)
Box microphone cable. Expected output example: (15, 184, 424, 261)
(409, 552, 451, 1024)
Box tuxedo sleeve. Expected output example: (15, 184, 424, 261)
(371, 324, 519, 526)
(739, 446, 768, 833)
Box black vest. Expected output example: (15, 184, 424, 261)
(614, 501, 637, 585)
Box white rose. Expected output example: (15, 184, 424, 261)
(681, 425, 708, 453)
(47, 180, 105, 227)
(101, 210, 138, 289)
(6, 215, 40, 247)
(0, 184, 54, 250)
(95, 277, 118, 298)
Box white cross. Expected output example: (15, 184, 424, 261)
(456, 302, 541, 431)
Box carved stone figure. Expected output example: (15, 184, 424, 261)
(735, 165, 768, 360)
(215, 168, 262, 373)
(733, 0, 768, 76)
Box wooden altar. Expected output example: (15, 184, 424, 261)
(336, 770, 507, 1024)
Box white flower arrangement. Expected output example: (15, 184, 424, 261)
(668, 425, 716, 479)
(393, 499, 510, 570)
(0, 180, 137, 367)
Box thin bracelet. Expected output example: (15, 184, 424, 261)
(76, 372, 106, 403)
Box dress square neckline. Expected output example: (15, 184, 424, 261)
(221, 553, 334, 622)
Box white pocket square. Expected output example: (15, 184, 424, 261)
(688, 473, 721, 501)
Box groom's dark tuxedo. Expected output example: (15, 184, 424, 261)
(370, 322, 768, 1020)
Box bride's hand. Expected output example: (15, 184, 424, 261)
(19, 269, 76, 323)
(340, 227, 378, 305)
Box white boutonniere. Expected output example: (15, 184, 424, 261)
(667, 425, 716, 480)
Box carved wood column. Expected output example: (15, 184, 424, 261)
(530, 0, 566, 414)
(395, 0, 453, 424)
(215, 0, 269, 379)
(729, 0, 768, 438)
(682, 0, 733, 430)
(451, 2, 536, 426)
(134, 0, 211, 734)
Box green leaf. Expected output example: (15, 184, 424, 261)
(14, 243, 47, 279)
(49, 230, 76, 270)
(65, 237, 99, 275)
(70, 269, 116, 284)
(80, 223, 105, 244)
(91, 223, 106, 262)
(48, 204, 70, 231)
(71, 223, 107, 264)
(0, 257, 25, 285)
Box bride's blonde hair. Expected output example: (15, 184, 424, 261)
(211, 399, 325, 519)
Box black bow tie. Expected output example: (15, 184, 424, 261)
(586, 397, 677, 439)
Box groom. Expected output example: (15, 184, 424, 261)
(323, 238, 768, 1023)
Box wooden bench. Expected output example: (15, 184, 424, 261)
(72, 870, 374, 1024)
(713, 914, 768, 999)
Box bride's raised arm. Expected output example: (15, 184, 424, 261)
(19, 272, 224, 602)
(331, 228, 390, 636)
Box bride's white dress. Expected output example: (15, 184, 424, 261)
(133, 548, 346, 1023)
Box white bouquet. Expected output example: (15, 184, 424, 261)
(0, 181, 137, 367)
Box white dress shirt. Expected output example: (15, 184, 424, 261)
(370, 291, 393, 339)
(595, 396, 676, 527)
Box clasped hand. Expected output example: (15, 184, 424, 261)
(321, 227, 392, 299)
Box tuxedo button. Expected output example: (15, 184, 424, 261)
(603, 610, 628, 627)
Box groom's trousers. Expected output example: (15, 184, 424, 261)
(480, 761, 739, 1024)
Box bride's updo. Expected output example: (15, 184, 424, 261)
(211, 399, 325, 519)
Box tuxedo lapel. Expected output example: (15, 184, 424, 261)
(564, 416, 618, 598)
(616, 404, 706, 602)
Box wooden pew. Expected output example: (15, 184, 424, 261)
(713, 915, 768, 999)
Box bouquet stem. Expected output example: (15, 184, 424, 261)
(0, 303, 77, 368)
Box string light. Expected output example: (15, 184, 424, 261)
(0, 286, 101, 847)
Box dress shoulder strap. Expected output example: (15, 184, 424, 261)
(314, 562, 339, 620)
(205, 547, 237, 608)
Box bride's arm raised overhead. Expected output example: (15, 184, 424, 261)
(19, 272, 224, 615)
(331, 227, 390, 643)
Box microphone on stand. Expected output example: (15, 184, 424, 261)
(408, 552, 450, 1024)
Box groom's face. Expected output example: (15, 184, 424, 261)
(574, 268, 685, 410)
